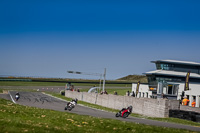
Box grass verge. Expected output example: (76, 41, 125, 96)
(0, 98, 196, 133)
(46, 92, 200, 128)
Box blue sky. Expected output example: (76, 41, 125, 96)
(0, 0, 200, 80)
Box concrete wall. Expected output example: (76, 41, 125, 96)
(180, 105, 200, 113)
(65, 90, 179, 117)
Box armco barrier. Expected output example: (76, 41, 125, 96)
(169, 109, 200, 122)
(65, 90, 179, 117)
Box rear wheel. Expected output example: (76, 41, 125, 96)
(67, 106, 72, 111)
(122, 112, 129, 118)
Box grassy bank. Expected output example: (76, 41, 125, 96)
(47, 92, 200, 127)
(1, 80, 200, 129)
(0, 98, 195, 133)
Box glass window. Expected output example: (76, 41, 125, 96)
(157, 82, 179, 95)
(167, 84, 179, 95)
(161, 64, 164, 70)
(168, 85, 173, 94)
(156, 63, 161, 70)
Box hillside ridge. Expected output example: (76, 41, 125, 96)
(117, 74, 148, 83)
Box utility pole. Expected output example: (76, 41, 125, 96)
(67, 68, 106, 92)
(102, 68, 106, 92)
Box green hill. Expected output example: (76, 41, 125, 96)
(0, 75, 148, 84)
(117, 75, 148, 83)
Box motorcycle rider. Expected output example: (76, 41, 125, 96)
(71, 98, 78, 104)
(116, 105, 133, 118)
(121, 105, 132, 117)
(68, 98, 78, 105)
(65, 98, 78, 110)
(128, 106, 132, 112)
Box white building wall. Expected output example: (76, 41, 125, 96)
(177, 82, 200, 94)
(132, 82, 200, 107)
(183, 83, 200, 107)
(132, 83, 152, 98)
(167, 82, 200, 107)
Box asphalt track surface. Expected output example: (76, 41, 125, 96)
(2, 91, 200, 132)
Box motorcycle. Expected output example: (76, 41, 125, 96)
(64, 98, 78, 111)
(15, 94, 20, 101)
(115, 106, 132, 118)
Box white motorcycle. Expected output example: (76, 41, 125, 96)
(15, 93, 20, 101)
(64, 98, 78, 111)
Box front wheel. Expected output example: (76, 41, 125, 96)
(115, 112, 120, 117)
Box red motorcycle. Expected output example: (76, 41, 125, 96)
(115, 106, 132, 118)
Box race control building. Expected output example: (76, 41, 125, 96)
(132, 60, 200, 107)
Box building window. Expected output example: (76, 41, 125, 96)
(158, 82, 178, 95)
(168, 85, 173, 94)
(156, 63, 161, 70)
(157, 63, 175, 70)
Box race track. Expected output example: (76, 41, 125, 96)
(5, 91, 200, 132)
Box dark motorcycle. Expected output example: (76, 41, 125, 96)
(15, 92, 20, 101)
(64, 98, 78, 111)
(115, 106, 132, 118)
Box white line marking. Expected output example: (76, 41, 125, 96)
(8, 91, 16, 104)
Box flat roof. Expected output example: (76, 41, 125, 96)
(144, 70, 200, 78)
(151, 60, 200, 66)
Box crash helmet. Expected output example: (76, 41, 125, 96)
(128, 106, 132, 109)
(75, 98, 78, 102)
